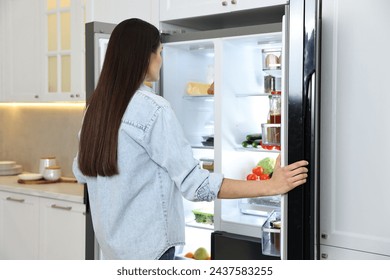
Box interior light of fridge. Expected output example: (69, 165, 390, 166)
(189, 44, 214, 51)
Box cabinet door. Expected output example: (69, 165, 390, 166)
(39, 198, 86, 260)
(43, 0, 86, 102)
(1, 0, 85, 102)
(320, 0, 390, 258)
(0, 1, 6, 101)
(0, 191, 40, 260)
(160, 0, 286, 21)
(230, 0, 287, 12)
(160, 0, 230, 21)
(1, 0, 44, 102)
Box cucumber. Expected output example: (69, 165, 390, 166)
(246, 133, 262, 141)
(242, 140, 252, 148)
(251, 139, 262, 148)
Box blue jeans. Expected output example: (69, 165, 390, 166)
(158, 247, 175, 260)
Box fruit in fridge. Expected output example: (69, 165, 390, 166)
(194, 247, 210, 260)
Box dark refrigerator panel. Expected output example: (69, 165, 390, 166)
(285, 0, 321, 260)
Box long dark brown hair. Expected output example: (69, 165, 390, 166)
(78, 18, 161, 177)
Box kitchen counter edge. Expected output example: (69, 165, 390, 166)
(0, 175, 84, 204)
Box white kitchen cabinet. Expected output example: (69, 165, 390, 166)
(320, 245, 390, 260)
(39, 197, 85, 260)
(0, 0, 6, 101)
(0, 190, 85, 260)
(160, 0, 287, 21)
(43, 0, 86, 102)
(320, 0, 390, 258)
(0, 191, 40, 260)
(86, 0, 159, 27)
(1, 0, 44, 102)
(0, 0, 85, 102)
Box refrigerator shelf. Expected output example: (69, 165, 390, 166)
(263, 69, 282, 78)
(261, 211, 281, 257)
(236, 146, 280, 153)
(186, 219, 214, 230)
(183, 95, 214, 101)
(192, 144, 214, 149)
(234, 93, 270, 97)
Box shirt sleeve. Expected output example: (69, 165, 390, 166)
(142, 103, 224, 202)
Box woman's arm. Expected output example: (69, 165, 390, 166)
(217, 155, 308, 199)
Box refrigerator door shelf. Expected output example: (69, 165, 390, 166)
(263, 69, 282, 78)
(261, 210, 281, 257)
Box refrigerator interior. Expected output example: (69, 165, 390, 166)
(162, 29, 284, 258)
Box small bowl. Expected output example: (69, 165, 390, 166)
(43, 166, 62, 181)
(18, 173, 43, 181)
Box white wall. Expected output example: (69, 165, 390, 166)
(85, 0, 159, 27)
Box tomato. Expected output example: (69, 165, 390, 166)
(259, 173, 270, 180)
(261, 144, 274, 150)
(246, 173, 258, 181)
(252, 166, 264, 176)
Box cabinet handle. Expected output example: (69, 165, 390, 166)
(34, 95, 39, 99)
(6, 197, 25, 203)
(231, 0, 237, 4)
(222, 0, 228, 6)
(51, 204, 72, 211)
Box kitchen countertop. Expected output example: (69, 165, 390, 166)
(0, 175, 84, 203)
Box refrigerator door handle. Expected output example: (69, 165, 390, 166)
(308, 71, 321, 259)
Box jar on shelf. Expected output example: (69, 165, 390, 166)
(267, 91, 281, 124)
(262, 49, 282, 70)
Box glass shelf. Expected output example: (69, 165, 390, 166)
(263, 68, 282, 78)
(235, 93, 270, 97)
(236, 146, 281, 153)
(185, 220, 214, 230)
(183, 95, 214, 101)
(192, 145, 214, 149)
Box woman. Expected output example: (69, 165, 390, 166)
(73, 18, 308, 260)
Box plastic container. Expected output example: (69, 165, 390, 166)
(239, 196, 281, 216)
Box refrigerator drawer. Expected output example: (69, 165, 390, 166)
(211, 231, 279, 260)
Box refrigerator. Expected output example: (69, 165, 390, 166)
(159, 0, 321, 260)
(84, 0, 321, 260)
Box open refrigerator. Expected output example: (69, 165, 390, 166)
(160, 0, 321, 260)
(84, 0, 321, 260)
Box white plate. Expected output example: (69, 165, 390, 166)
(0, 165, 22, 176)
(18, 173, 43, 181)
(0, 161, 17, 170)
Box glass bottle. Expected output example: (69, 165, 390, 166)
(267, 91, 281, 124)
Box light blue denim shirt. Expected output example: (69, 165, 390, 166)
(72, 85, 224, 260)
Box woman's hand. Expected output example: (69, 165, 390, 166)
(217, 155, 309, 199)
(268, 154, 309, 195)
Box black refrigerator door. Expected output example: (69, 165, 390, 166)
(285, 0, 321, 259)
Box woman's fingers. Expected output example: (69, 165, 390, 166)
(286, 160, 309, 171)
